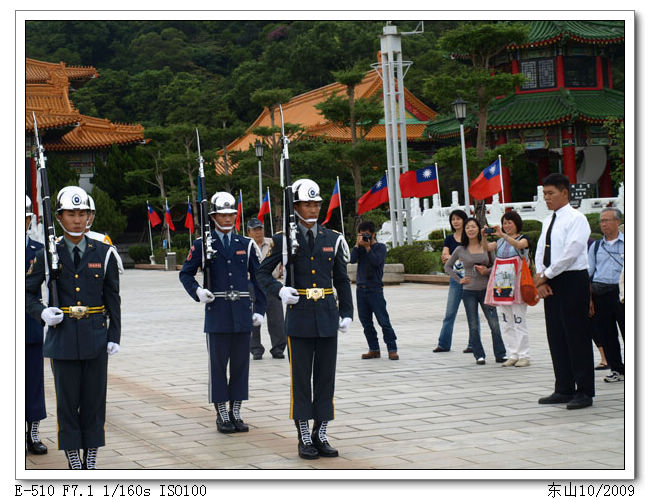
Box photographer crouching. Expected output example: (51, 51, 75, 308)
(350, 221, 399, 360)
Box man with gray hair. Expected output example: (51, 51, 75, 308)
(588, 207, 625, 383)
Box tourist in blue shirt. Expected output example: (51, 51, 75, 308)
(350, 221, 398, 360)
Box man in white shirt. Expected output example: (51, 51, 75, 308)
(534, 173, 593, 410)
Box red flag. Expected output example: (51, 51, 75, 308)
(184, 198, 194, 234)
(235, 191, 243, 232)
(357, 175, 388, 215)
(147, 201, 162, 227)
(322, 179, 341, 224)
(399, 166, 439, 198)
(257, 190, 270, 222)
(165, 199, 175, 231)
(469, 159, 502, 200)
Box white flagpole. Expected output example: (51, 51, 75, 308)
(336, 177, 345, 239)
(435, 163, 445, 238)
(498, 155, 505, 205)
(267, 187, 274, 235)
(239, 189, 243, 235)
(165, 198, 171, 250)
(146, 200, 154, 258)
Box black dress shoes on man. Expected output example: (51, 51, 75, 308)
(312, 421, 338, 457)
(295, 420, 319, 459)
(566, 393, 593, 410)
(229, 411, 249, 432)
(26, 421, 48, 455)
(538, 392, 574, 404)
(216, 414, 236, 433)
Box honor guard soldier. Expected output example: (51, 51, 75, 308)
(179, 192, 266, 434)
(25, 195, 48, 455)
(25, 186, 121, 469)
(256, 179, 353, 460)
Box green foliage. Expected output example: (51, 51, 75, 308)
(521, 219, 542, 232)
(90, 186, 128, 242)
(386, 242, 443, 274)
(586, 213, 603, 234)
(428, 229, 446, 240)
(153, 247, 190, 265)
(603, 118, 624, 186)
(45, 154, 79, 194)
(128, 245, 151, 264)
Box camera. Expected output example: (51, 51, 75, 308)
(361, 233, 372, 242)
(484, 227, 496, 234)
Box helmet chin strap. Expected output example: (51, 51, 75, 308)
(296, 212, 318, 224)
(214, 221, 233, 232)
(57, 220, 85, 237)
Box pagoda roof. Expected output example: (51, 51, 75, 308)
(26, 58, 99, 84)
(217, 70, 436, 174)
(25, 58, 145, 151)
(509, 20, 624, 49)
(426, 88, 624, 138)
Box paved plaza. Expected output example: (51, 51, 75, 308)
(26, 269, 626, 473)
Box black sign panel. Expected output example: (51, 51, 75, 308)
(569, 183, 595, 208)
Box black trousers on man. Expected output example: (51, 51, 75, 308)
(50, 353, 108, 450)
(287, 336, 337, 421)
(544, 270, 595, 398)
(592, 286, 625, 374)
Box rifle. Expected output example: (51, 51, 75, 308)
(32, 112, 60, 307)
(196, 128, 214, 290)
(279, 105, 299, 287)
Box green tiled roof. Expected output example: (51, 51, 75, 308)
(425, 89, 624, 138)
(514, 20, 624, 47)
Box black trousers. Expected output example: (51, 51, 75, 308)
(592, 287, 625, 373)
(544, 270, 595, 398)
(206, 332, 250, 404)
(26, 343, 46, 423)
(287, 336, 337, 421)
(50, 353, 108, 450)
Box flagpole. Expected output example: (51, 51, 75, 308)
(434, 163, 445, 239)
(147, 200, 155, 263)
(498, 155, 505, 205)
(239, 189, 243, 235)
(166, 198, 172, 251)
(267, 187, 274, 235)
(336, 177, 345, 240)
(187, 196, 192, 249)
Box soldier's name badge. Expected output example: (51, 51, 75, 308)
(322, 247, 334, 252)
(236, 250, 247, 255)
(88, 263, 102, 268)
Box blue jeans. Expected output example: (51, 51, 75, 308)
(357, 286, 397, 352)
(462, 289, 506, 360)
(437, 279, 474, 351)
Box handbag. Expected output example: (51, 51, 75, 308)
(520, 257, 539, 306)
(484, 256, 519, 306)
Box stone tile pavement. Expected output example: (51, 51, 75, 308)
(25, 270, 627, 473)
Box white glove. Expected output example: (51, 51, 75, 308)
(252, 313, 264, 327)
(196, 287, 215, 303)
(338, 317, 352, 334)
(41, 307, 64, 326)
(107, 342, 120, 355)
(279, 286, 299, 305)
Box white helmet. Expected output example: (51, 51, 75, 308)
(26, 195, 34, 217)
(292, 179, 322, 203)
(88, 195, 96, 212)
(210, 192, 237, 214)
(56, 186, 90, 212)
(86, 195, 96, 229)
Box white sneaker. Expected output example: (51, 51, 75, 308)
(515, 358, 530, 367)
(604, 371, 624, 383)
(502, 358, 518, 367)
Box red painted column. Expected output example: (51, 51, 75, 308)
(599, 159, 613, 197)
(556, 55, 565, 88)
(538, 155, 551, 185)
(596, 56, 604, 89)
(561, 125, 577, 183)
(496, 132, 512, 202)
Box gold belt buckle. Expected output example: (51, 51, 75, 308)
(69, 305, 88, 319)
(306, 288, 324, 301)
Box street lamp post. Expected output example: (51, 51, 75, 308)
(255, 140, 264, 206)
(452, 97, 471, 215)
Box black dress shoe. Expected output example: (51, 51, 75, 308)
(566, 394, 593, 410)
(252, 353, 263, 360)
(463, 347, 473, 353)
(432, 347, 449, 353)
(538, 392, 574, 404)
(298, 441, 320, 459)
(311, 432, 338, 457)
(26, 423, 48, 455)
(495, 357, 508, 363)
(271, 352, 285, 359)
(216, 415, 236, 433)
(229, 411, 249, 432)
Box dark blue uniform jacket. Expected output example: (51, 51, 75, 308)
(26, 237, 44, 345)
(179, 231, 266, 334)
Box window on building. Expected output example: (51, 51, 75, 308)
(520, 58, 556, 90)
(564, 56, 597, 87)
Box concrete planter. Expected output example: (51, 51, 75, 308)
(347, 263, 404, 285)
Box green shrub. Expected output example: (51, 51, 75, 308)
(429, 238, 445, 251)
(586, 213, 603, 235)
(521, 219, 542, 232)
(128, 245, 151, 264)
(386, 242, 442, 274)
(428, 229, 446, 240)
(153, 247, 190, 265)
(172, 232, 195, 249)
(524, 230, 541, 261)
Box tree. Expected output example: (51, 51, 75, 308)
(603, 118, 624, 187)
(90, 186, 127, 241)
(422, 22, 528, 159)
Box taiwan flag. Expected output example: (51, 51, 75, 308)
(469, 158, 502, 201)
(357, 175, 389, 215)
(235, 191, 243, 232)
(257, 190, 270, 222)
(147, 201, 162, 227)
(399, 166, 439, 198)
(322, 178, 341, 225)
(184, 198, 194, 234)
(164, 199, 175, 231)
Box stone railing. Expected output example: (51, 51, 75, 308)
(377, 183, 624, 244)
